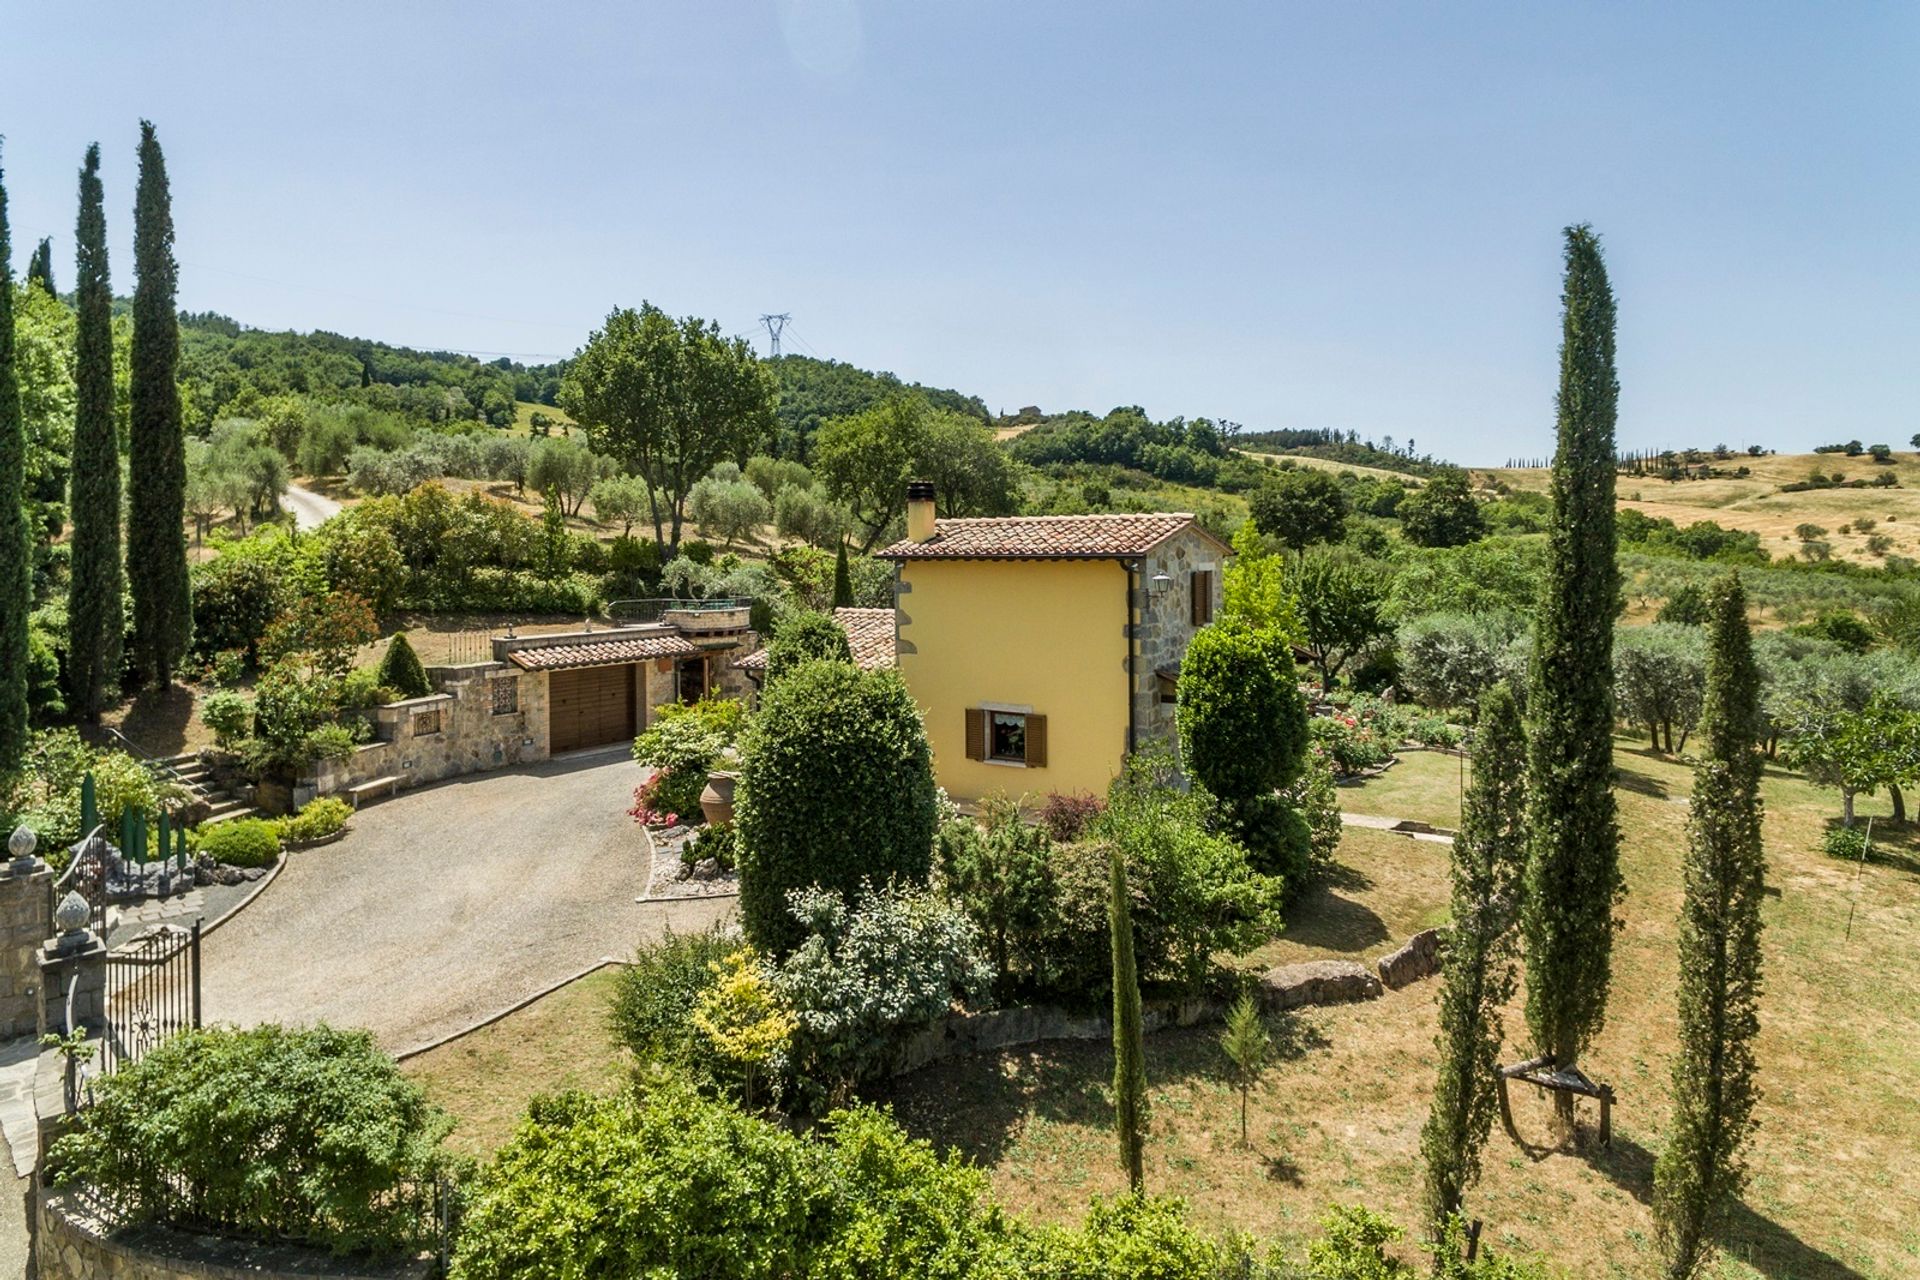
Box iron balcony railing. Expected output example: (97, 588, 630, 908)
(605, 597, 754, 626)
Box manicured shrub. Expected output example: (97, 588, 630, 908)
(193, 817, 282, 867)
(47, 1024, 451, 1257)
(200, 690, 254, 749)
(761, 608, 852, 684)
(1177, 621, 1308, 803)
(608, 924, 738, 1070)
(773, 882, 992, 1110)
(736, 663, 937, 956)
(279, 796, 351, 844)
(374, 633, 431, 699)
(451, 1080, 1015, 1280)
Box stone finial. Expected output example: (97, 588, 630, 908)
(54, 890, 91, 935)
(8, 825, 36, 870)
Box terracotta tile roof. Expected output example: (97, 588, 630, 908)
(507, 633, 698, 671)
(738, 608, 896, 674)
(878, 513, 1220, 560)
(835, 607, 897, 670)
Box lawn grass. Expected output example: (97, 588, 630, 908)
(507, 399, 578, 437)
(1337, 749, 1471, 831)
(402, 965, 630, 1156)
(880, 738, 1920, 1278)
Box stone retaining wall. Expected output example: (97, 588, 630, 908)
(36, 1189, 432, 1280)
(896, 931, 1439, 1078)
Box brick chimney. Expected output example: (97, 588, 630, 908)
(906, 480, 937, 543)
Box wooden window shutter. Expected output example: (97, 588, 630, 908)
(1190, 571, 1213, 626)
(1024, 714, 1048, 768)
(965, 708, 987, 761)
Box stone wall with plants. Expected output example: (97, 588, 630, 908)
(35, 1191, 430, 1280)
(309, 662, 545, 798)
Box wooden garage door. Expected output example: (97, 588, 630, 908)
(548, 663, 637, 754)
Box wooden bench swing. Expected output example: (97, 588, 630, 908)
(1497, 1054, 1615, 1150)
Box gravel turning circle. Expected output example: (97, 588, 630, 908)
(200, 752, 732, 1053)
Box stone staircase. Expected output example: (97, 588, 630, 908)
(160, 751, 259, 825)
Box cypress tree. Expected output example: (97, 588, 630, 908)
(1109, 845, 1148, 1192)
(1653, 574, 1766, 1279)
(1420, 683, 1527, 1233)
(832, 538, 853, 608)
(0, 147, 31, 769)
(1521, 224, 1622, 1139)
(128, 120, 191, 689)
(27, 236, 56, 297)
(67, 144, 124, 721)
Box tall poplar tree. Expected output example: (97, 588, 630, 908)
(67, 144, 124, 721)
(27, 236, 57, 296)
(128, 120, 191, 687)
(1109, 845, 1148, 1193)
(1421, 684, 1527, 1233)
(1521, 224, 1622, 1139)
(1653, 574, 1766, 1279)
(0, 146, 31, 769)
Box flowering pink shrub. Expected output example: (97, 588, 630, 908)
(1038, 791, 1104, 843)
(628, 775, 680, 828)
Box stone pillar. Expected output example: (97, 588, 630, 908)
(37, 894, 107, 1039)
(0, 829, 54, 1038)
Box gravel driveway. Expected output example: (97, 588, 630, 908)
(200, 751, 732, 1053)
(283, 482, 342, 530)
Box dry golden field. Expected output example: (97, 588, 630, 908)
(1484, 452, 1920, 566)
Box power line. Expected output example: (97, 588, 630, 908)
(759, 313, 791, 358)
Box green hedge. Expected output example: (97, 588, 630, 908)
(735, 663, 937, 956)
(193, 817, 281, 867)
(48, 1025, 452, 1257)
(279, 797, 352, 844)
(1176, 621, 1308, 803)
(762, 608, 852, 684)
(451, 1080, 1550, 1279)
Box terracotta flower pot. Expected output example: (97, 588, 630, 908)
(699, 770, 739, 827)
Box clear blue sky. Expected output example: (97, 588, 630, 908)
(3, 2, 1914, 463)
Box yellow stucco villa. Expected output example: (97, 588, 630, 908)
(878, 483, 1230, 803)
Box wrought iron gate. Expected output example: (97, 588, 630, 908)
(102, 921, 202, 1074)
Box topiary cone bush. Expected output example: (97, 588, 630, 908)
(375, 632, 431, 699)
(735, 661, 936, 956)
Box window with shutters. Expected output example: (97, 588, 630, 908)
(965, 708, 1048, 768)
(1190, 569, 1215, 626)
(988, 712, 1027, 763)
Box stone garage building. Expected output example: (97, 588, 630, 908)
(310, 603, 760, 802)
